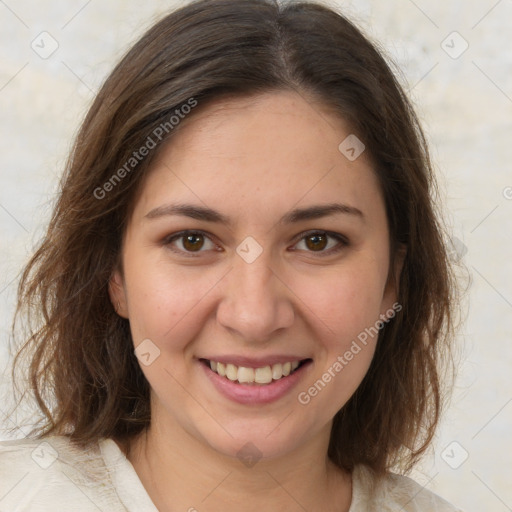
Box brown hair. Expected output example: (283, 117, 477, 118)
(10, 0, 459, 475)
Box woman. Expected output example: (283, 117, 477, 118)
(1, 0, 463, 510)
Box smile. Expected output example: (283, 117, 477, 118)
(205, 359, 305, 385)
(199, 356, 313, 404)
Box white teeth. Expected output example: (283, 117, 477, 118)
(237, 366, 254, 383)
(254, 366, 272, 384)
(271, 364, 283, 380)
(226, 363, 238, 381)
(208, 359, 303, 384)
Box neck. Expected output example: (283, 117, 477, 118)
(123, 418, 352, 512)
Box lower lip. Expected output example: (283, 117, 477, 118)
(199, 360, 311, 405)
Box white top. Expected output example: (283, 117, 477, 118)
(0, 435, 463, 511)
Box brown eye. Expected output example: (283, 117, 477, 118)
(294, 231, 348, 256)
(304, 233, 328, 251)
(182, 233, 205, 252)
(164, 231, 217, 255)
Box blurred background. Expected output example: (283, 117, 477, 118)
(0, 1, 511, 510)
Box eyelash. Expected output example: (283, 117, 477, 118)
(162, 230, 349, 258)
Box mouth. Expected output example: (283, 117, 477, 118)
(199, 358, 312, 385)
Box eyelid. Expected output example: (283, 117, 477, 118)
(162, 230, 220, 256)
(163, 229, 349, 257)
(290, 229, 349, 256)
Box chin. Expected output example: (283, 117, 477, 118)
(192, 414, 320, 465)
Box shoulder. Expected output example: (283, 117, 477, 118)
(0, 434, 102, 477)
(0, 435, 124, 511)
(351, 464, 464, 512)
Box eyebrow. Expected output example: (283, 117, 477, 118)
(145, 202, 364, 226)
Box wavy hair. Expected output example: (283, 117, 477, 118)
(10, 0, 459, 475)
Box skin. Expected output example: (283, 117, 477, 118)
(110, 90, 402, 512)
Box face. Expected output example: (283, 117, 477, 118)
(110, 91, 400, 462)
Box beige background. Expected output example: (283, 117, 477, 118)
(1, 1, 511, 510)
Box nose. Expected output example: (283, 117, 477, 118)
(216, 249, 295, 343)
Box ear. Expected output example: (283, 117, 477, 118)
(109, 268, 129, 319)
(380, 243, 406, 318)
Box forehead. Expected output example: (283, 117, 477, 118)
(171, 90, 359, 167)
(132, 91, 384, 227)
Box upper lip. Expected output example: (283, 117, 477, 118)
(199, 355, 311, 367)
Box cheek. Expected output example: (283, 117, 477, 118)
(294, 260, 387, 344)
(123, 254, 215, 347)
(294, 267, 382, 417)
